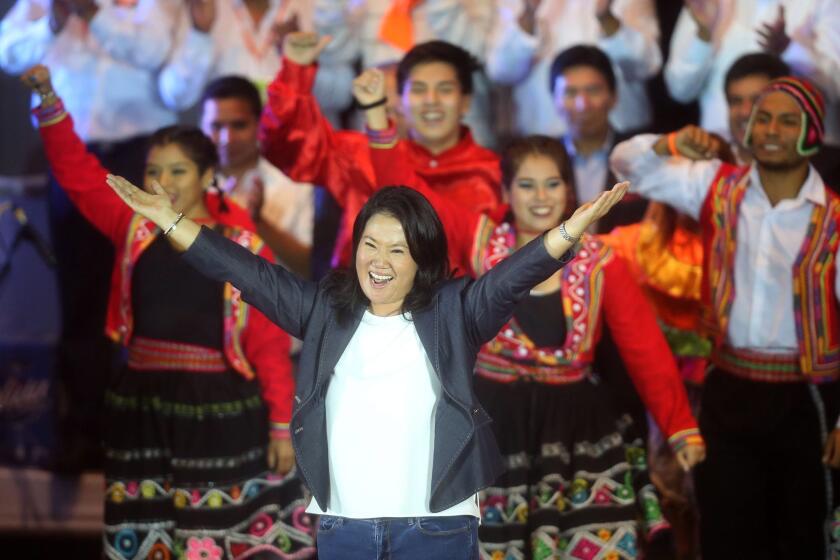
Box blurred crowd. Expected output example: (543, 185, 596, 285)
(2, 0, 840, 559)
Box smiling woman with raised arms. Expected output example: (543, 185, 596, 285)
(104, 146, 626, 558)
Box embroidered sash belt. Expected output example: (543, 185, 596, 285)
(476, 351, 591, 384)
(712, 345, 802, 383)
(128, 336, 227, 373)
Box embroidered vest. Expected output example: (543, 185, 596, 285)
(700, 163, 840, 381)
(471, 219, 612, 382)
(105, 214, 262, 380)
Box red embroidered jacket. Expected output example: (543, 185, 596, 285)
(701, 162, 840, 381)
(369, 135, 703, 451)
(38, 112, 294, 426)
(259, 59, 502, 266)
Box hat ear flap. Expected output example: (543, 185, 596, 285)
(743, 102, 760, 148)
(798, 115, 820, 157)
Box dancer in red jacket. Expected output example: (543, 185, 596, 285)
(23, 65, 313, 560)
(259, 33, 501, 266)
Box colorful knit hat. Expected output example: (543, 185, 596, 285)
(743, 76, 825, 156)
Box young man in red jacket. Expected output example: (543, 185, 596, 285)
(259, 33, 501, 268)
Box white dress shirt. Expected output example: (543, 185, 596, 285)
(0, 0, 178, 142)
(486, 0, 661, 137)
(218, 156, 313, 250)
(610, 134, 840, 353)
(158, 0, 354, 125)
(664, 0, 840, 145)
(305, 311, 480, 519)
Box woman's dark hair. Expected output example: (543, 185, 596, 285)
(148, 125, 219, 176)
(323, 186, 450, 324)
(148, 125, 227, 211)
(548, 45, 616, 95)
(501, 135, 577, 223)
(397, 40, 479, 95)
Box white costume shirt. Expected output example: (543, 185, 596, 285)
(0, 0, 178, 142)
(610, 134, 840, 353)
(218, 157, 313, 250)
(486, 0, 661, 137)
(305, 311, 480, 519)
(158, 0, 354, 125)
(664, 0, 840, 145)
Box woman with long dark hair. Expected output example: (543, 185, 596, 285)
(355, 66, 706, 558)
(100, 121, 626, 557)
(23, 65, 314, 560)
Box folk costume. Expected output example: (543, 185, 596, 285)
(368, 125, 702, 560)
(601, 207, 708, 558)
(258, 58, 502, 266)
(35, 101, 314, 560)
(611, 76, 840, 559)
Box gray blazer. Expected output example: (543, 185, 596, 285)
(183, 227, 570, 512)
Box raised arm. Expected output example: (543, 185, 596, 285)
(84, 0, 179, 71)
(424, 0, 495, 60)
(157, 0, 216, 111)
(601, 253, 705, 469)
(22, 65, 134, 244)
(663, 4, 717, 103)
(354, 68, 482, 274)
(0, 0, 54, 74)
(485, 0, 541, 85)
(259, 32, 375, 205)
(610, 127, 725, 220)
(601, 0, 662, 81)
(104, 174, 317, 339)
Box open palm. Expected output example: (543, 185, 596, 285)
(106, 174, 174, 225)
(564, 181, 629, 238)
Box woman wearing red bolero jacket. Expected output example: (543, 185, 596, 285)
(23, 66, 314, 560)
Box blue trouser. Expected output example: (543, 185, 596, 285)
(316, 515, 479, 559)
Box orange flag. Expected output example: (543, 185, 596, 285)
(378, 0, 421, 53)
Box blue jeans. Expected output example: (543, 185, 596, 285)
(316, 515, 479, 559)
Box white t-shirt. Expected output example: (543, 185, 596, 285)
(306, 311, 480, 519)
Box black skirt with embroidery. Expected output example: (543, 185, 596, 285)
(101, 235, 314, 560)
(476, 292, 666, 560)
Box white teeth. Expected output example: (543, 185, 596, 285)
(763, 144, 781, 151)
(370, 272, 393, 283)
(422, 112, 443, 122)
(530, 207, 552, 216)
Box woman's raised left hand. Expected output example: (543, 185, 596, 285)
(543, 181, 628, 259)
(106, 174, 175, 227)
(563, 181, 629, 239)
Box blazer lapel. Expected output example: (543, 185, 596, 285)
(412, 303, 440, 381)
(318, 311, 363, 386)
